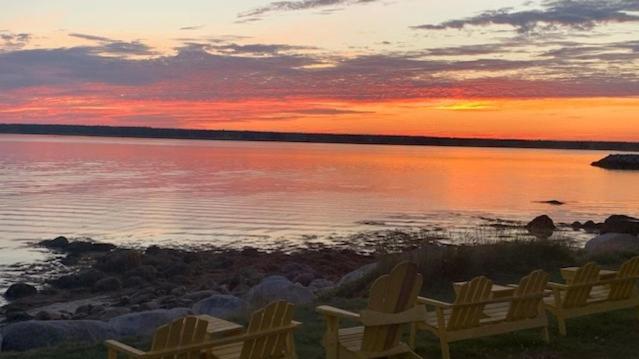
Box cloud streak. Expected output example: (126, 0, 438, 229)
(238, 0, 381, 20)
(413, 0, 639, 33)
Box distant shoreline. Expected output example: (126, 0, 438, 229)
(1, 123, 639, 152)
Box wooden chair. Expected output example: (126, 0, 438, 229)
(210, 300, 299, 359)
(414, 271, 550, 359)
(546, 258, 639, 336)
(105, 315, 212, 359)
(105, 301, 300, 359)
(317, 261, 426, 359)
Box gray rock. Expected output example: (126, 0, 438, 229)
(592, 154, 639, 170)
(1, 320, 114, 351)
(4, 283, 37, 300)
(192, 295, 248, 319)
(308, 278, 335, 293)
(601, 215, 639, 236)
(337, 262, 378, 288)
(99, 307, 131, 321)
(526, 215, 556, 238)
(585, 233, 639, 255)
(93, 277, 122, 292)
(108, 308, 191, 337)
(184, 290, 219, 302)
(245, 276, 314, 306)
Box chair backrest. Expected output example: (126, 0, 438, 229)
(563, 262, 600, 308)
(150, 315, 209, 359)
(608, 256, 639, 301)
(506, 270, 549, 321)
(447, 276, 493, 331)
(240, 300, 295, 359)
(360, 261, 423, 353)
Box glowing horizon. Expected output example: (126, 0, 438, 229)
(1, 0, 638, 141)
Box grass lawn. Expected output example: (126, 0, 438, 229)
(1, 298, 637, 359)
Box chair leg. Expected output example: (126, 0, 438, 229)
(439, 338, 451, 359)
(541, 326, 550, 343)
(287, 332, 298, 359)
(409, 323, 417, 349)
(557, 317, 567, 336)
(107, 349, 117, 359)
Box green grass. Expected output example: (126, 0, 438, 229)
(2, 300, 638, 359)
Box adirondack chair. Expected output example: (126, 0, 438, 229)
(104, 301, 300, 359)
(414, 271, 550, 359)
(546, 258, 639, 336)
(210, 300, 299, 359)
(105, 315, 212, 359)
(317, 261, 426, 359)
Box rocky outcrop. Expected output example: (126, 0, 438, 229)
(245, 276, 314, 306)
(108, 308, 192, 337)
(336, 262, 378, 288)
(4, 283, 37, 300)
(1, 320, 114, 351)
(526, 215, 556, 238)
(601, 215, 639, 236)
(585, 233, 639, 256)
(592, 154, 639, 170)
(192, 295, 247, 319)
(39, 237, 116, 254)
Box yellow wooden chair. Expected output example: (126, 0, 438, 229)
(105, 301, 300, 359)
(414, 270, 550, 359)
(546, 258, 639, 336)
(210, 300, 299, 359)
(105, 315, 212, 359)
(317, 261, 426, 359)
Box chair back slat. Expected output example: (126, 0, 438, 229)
(360, 262, 423, 353)
(447, 276, 492, 331)
(608, 256, 639, 301)
(564, 262, 600, 308)
(506, 270, 549, 321)
(150, 316, 209, 359)
(240, 301, 295, 359)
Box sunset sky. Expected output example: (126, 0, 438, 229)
(1, 0, 638, 140)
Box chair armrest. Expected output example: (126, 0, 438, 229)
(417, 296, 453, 308)
(316, 305, 361, 321)
(104, 340, 145, 357)
(547, 282, 569, 290)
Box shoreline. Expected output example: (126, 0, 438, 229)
(2, 124, 639, 152)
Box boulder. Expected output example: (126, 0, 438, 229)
(308, 278, 335, 293)
(38, 236, 69, 249)
(526, 215, 556, 238)
(591, 154, 639, 170)
(108, 308, 192, 337)
(585, 233, 639, 256)
(601, 215, 639, 236)
(4, 283, 37, 300)
(245, 276, 314, 306)
(192, 295, 248, 319)
(96, 249, 143, 274)
(337, 262, 378, 288)
(93, 277, 122, 292)
(582, 220, 602, 232)
(1, 320, 114, 351)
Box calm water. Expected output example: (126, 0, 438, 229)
(1, 134, 639, 279)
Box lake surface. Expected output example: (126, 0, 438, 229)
(1, 134, 639, 284)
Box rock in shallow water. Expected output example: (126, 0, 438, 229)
(526, 215, 556, 238)
(591, 154, 639, 170)
(4, 283, 37, 300)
